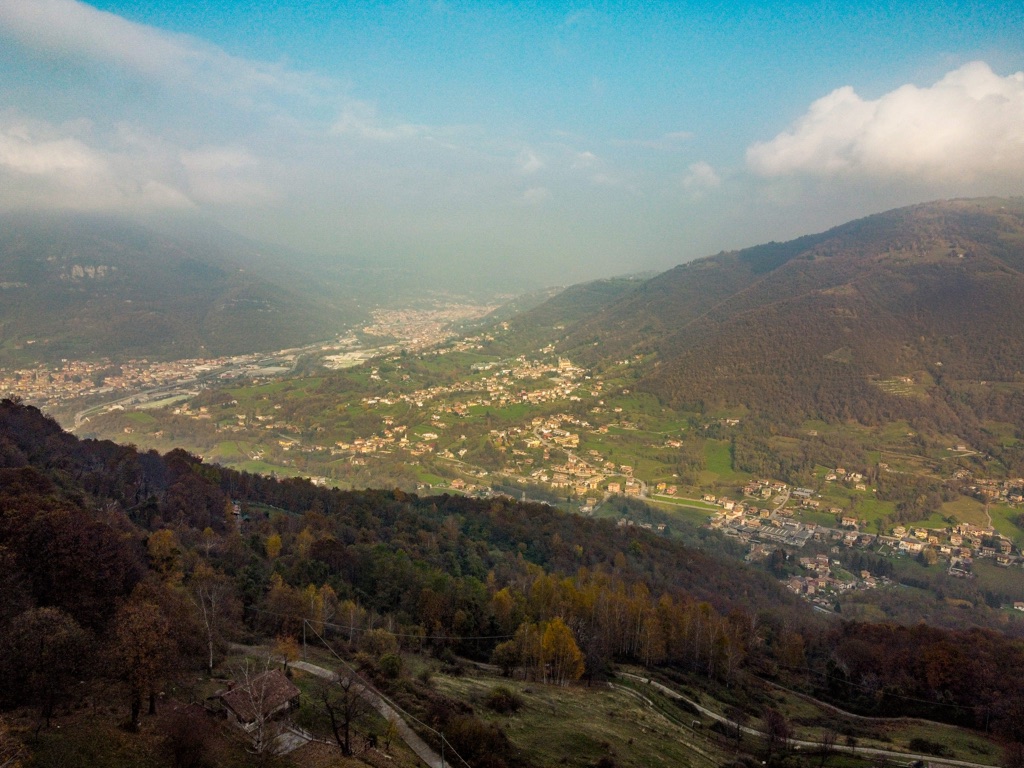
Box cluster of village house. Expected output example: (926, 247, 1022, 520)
(279, 348, 694, 511)
(359, 304, 499, 353)
(784, 553, 889, 607)
(957, 469, 1024, 505)
(1, 354, 246, 407)
(705, 474, 1024, 596)
(433, 411, 649, 512)
(339, 357, 596, 460)
(119, 348, 660, 500)
(4, 302, 498, 417)
(164, 354, 606, 473)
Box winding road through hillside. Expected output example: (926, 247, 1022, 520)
(617, 672, 996, 768)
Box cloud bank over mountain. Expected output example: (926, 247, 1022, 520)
(747, 62, 1024, 186)
(0, 0, 1022, 284)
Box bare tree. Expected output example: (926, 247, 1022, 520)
(230, 658, 278, 758)
(188, 564, 234, 676)
(724, 705, 748, 747)
(818, 728, 838, 767)
(316, 674, 372, 756)
(111, 593, 175, 729)
(763, 707, 792, 766)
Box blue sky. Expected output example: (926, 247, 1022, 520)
(1, 0, 1022, 286)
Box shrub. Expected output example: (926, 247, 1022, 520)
(908, 738, 952, 757)
(361, 628, 399, 657)
(379, 653, 403, 679)
(484, 686, 524, 715)
(445, 714, 514, 767)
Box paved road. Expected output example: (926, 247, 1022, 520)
(618, 672, 996, 768)
(773, 489, 791, 513)
(291, 660, 448, 768)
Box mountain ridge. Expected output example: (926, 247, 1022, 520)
(506, 197, 1024, 425)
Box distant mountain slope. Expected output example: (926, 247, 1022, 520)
(0, 214, 363, 363)
(497, 275, 648, 350)
(523, 198, 1024, 423)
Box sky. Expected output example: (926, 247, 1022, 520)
(1, 0, 1022, 287)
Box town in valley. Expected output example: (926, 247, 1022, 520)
(8, 299, 1024, 616)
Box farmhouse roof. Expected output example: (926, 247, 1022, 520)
(218, 669, 300, 724)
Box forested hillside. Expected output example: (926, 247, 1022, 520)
(4, 396, 1024, 766)
(506, 198, 1024, 431)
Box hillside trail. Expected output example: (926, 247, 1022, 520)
(617, 672, 996, 768)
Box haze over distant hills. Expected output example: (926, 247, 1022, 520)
(506, 197, 1024, 427)
(0, 213, 534, 366)
(8, 196, 1024, 440)
(0, 214, 358, 364)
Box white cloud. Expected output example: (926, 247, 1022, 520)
(0, 0, 319, 101)
(683, 161, 721, 191)
(0, 113, 252, 210)
(572, 151, 598, 169)
(331, 101, 426, 142)
(0, 120, 105, 176)
(747, 61, 1024, 184)
(518, 148, 545, 174)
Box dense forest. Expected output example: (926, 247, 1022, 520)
(3, 397, 1024, 765)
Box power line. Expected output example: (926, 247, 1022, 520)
(301, 618, 474, 768)
(246, 605, 515, 642)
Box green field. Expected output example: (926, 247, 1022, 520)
(228, 460, 305, 478)
(972, 559, 1024, 599)
(792, 508, 841, 528)
(124, 411, 157, 425)
(411, 466, 449, 485)
(209, 440, 268, 463)
(940, 495, 989, 525)
(702, 439, 745, 484)
(649, 498, 717, 527)
(990, 506, 1024, 544)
